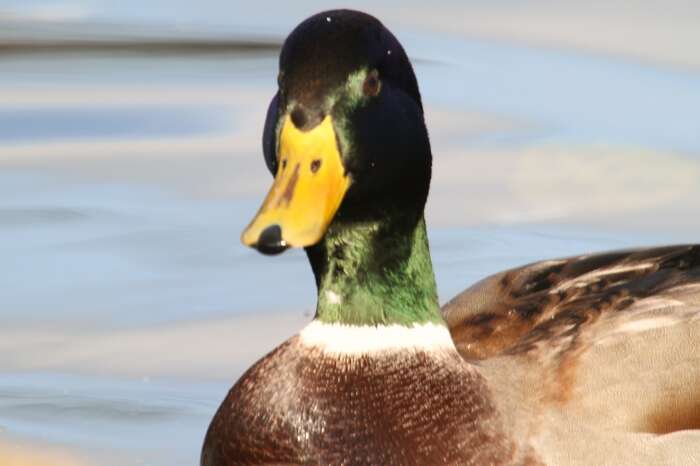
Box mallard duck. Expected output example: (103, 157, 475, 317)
(202, 9, 700, 466)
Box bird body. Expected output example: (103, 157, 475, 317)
(202, 9, 700, 466)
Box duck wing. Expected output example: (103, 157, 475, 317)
(442, 245, 700, 433)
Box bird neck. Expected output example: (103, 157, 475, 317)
(306, 212, 443, 327)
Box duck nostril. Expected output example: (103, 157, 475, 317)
(310, 159, 322, 173)
(290, 106, 308, 129)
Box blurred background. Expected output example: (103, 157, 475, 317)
(0, 1, 699, 464)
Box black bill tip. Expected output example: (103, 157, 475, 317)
(255, 224, 289, 255)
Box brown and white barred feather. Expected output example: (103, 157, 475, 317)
(443, 244, 700, 464)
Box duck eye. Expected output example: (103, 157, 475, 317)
(277, 71, 284, 87)
(362, 70, 381, 97)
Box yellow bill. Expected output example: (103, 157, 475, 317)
(241, 114, 350, 253)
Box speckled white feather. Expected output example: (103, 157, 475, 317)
(298, 320, 456, 355)
(549, 262, 656, 293)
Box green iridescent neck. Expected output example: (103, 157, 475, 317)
(307, 214, 443, 327)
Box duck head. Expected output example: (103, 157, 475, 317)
(241, 9, 431, 255)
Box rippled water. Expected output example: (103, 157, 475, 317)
(1, 3, 699, 464)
